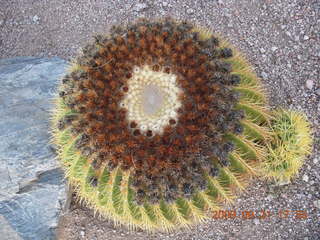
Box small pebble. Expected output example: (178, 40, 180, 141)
(315, 89, 320, 96)
(303, 35, 309, 40)
(80, 230, 85, 237)
(313, 158, 319, 164)
(260, 48, 266, 54)
(187, 8, 195, 14)
(134, 3, 147, 11)
(266, 194, 274, 201)
(32, 15, 40, 23)
(305, 80, 314, 90)
(276, 180, 290, 186)
(313, 200, 320, 209)
(302, 174, 309, 182)
(261, 71, 268, 80)
(271, 46, 278, 52)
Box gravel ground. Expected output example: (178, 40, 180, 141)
(1, 0, 319, 239)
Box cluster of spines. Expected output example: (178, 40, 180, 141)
(262, 110, 312, 183)
(52, 19, 274, 231)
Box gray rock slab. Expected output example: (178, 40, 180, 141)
(0, 57, 68, 240)
(0, 216, 22, 240)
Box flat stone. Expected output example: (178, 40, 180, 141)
(0, 216, 22, 240)
(0, 57, 67, 240)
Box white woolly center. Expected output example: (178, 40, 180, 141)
(142, 84, 164, 116)
(121, 65, 182, 135)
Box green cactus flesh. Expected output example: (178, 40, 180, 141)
(262, 110, 313, 183)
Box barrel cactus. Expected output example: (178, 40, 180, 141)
(51, 18, 292, 231)
(262, 109, 313, 183)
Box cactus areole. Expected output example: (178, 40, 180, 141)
(53, 18, 273, 231)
